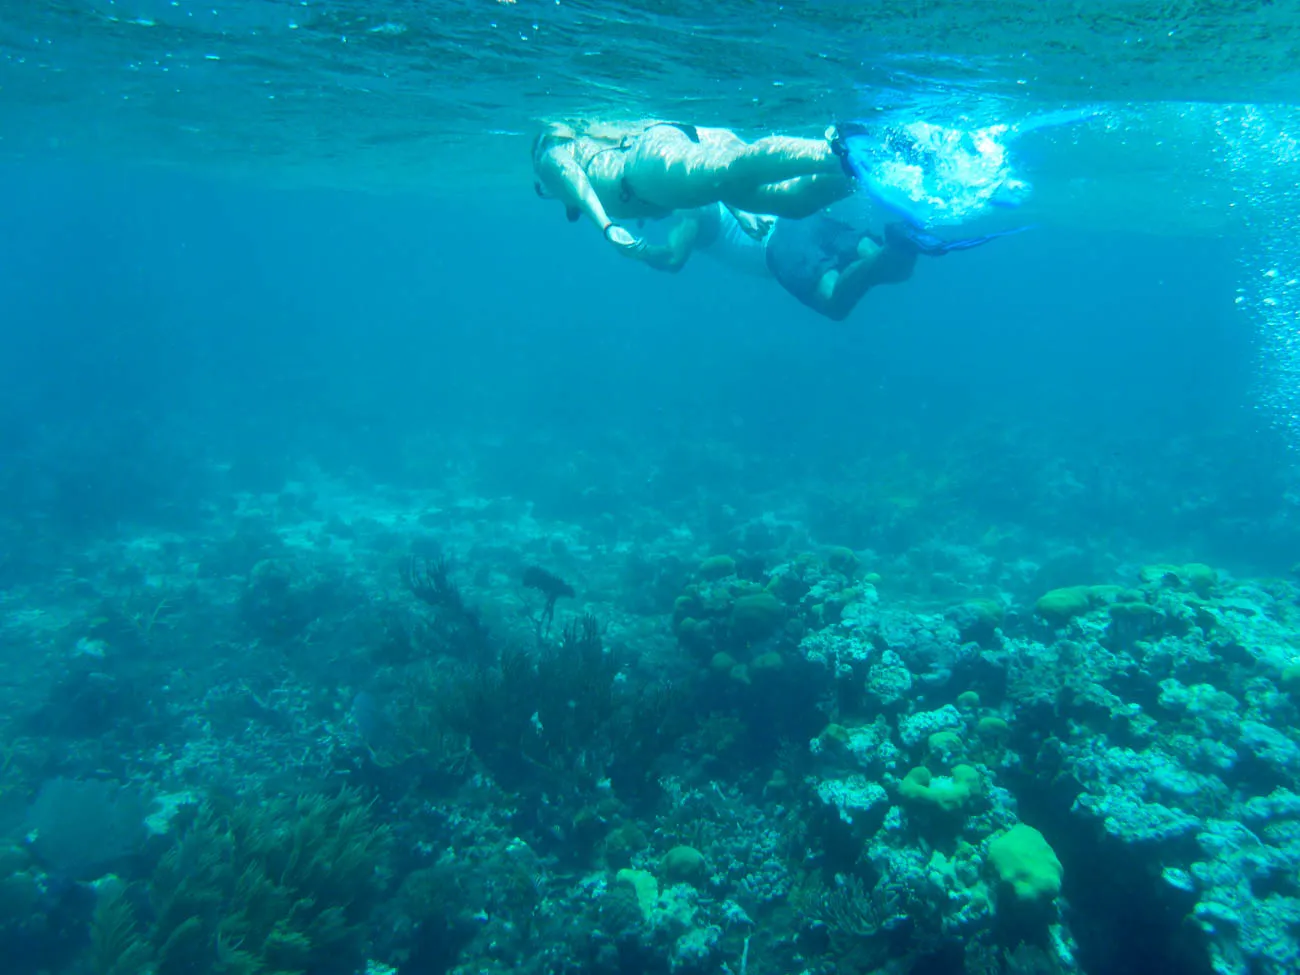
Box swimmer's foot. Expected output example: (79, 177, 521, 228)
(884, 221, 942, 256)
(826, 122, 870, 180)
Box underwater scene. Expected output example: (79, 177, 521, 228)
(5, 2, 1300, 975)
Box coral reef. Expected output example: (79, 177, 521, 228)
(3, 442, 1297, 975)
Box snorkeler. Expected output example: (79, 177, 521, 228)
(532, 117, 1048, 264)
(531, 120, 854, 260)
(634, 201, 1020, 322)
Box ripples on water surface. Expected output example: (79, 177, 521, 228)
(2, 1, 1299, 201)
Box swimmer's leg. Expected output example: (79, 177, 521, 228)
(726, 174, 854, 219)
(626, 129, 846, 210)
(814, 236, 919, 321)
(723, 135, 845, 184)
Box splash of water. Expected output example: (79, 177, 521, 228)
(841, 107, 1104, 229)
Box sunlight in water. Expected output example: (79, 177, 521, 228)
(1217, 106, 1300, 447)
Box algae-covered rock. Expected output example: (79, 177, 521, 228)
(824, 546, 859, 574)
(977, 716, 1011, 739)
(731, 592, 783, 641)
(899, 765, 981, 812)
(710, 651, 737, 673)
(697, 555, 737, 580)
(1035, 587, 1093, 624)
(928, 731, 964, 763)
(988, 824, 1063, 902)
(948, 598, 1005, 644)
(1036, 584, 1125, 624)
(672, 595, 702, 629)
(661, 845, 709, 887)
(1109, 601, 1158, 622)
(1182, 562, 1218, 594)
(616, 868, 659, 918)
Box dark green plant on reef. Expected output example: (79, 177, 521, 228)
(88, 880, 152, 975)
(89, 786, 391, 975)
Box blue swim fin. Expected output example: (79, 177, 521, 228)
(831, 121, 1033, 229)
(834, 130, 931, 227)
(884, 221, 1030, 257)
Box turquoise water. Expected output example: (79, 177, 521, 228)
(4, 4, 1300, 975)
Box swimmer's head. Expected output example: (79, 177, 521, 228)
(531, 122, 578, 164)
(532, 123, 577, 213)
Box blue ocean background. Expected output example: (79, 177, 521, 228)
(0, 165, 1268, 567)
(6, 5, 1300, 975)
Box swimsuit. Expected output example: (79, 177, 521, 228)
(570, 122, 701, 209)
(697, 204, 772, 278)
(765, 212, 879, 309)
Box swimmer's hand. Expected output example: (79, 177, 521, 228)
(747, 216, 775, 241)
(726, 207, 774, 241)
(604, 223, 646, 254)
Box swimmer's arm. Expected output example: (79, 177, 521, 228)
(726, 206, 774, 241)
(635, 209, 706, 272)
(536, 146, 617, 235)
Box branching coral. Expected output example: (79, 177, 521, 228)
(522, 565, 576, 636)
(402, 555, 491, 661)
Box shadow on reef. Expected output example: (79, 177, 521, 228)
(1007, 747, 1213, 975)
(1063, 832, 1212, 975)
